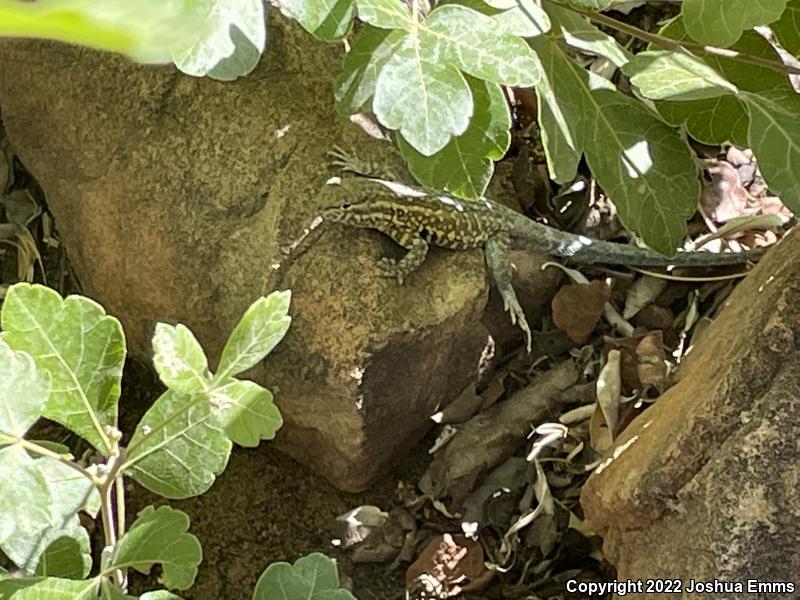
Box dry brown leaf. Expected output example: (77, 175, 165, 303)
(405, 534, 492, 596)
(552, 280, 610, 344)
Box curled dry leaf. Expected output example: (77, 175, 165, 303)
(623, 275, 667, 320)
(552, 280, 610, 344)
(635, 331, 667, 389)
(590, 350, 621, 453)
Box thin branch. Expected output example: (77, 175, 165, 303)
(16, 437, 100, 484)
(563, 4, 800, 77)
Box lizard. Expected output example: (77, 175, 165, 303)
(312, 150, 763, 352)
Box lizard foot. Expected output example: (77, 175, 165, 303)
(377, 257, 406, 285)
(327, 146, 399, 180)
(502, 294, 532, 352)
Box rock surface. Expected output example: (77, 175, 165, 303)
(0, 15, 496, 491)
(581, 229, 800, 598)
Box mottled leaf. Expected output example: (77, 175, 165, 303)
(152, 324, 210, 394)
(772, 0, 800, 57)
(682, 0, 788, 46)
(742, 88, 800, 213)
(126, 390, 232, 499)
(335, 26, 406, 114)
(356, 0, 412, 29)
(623, 50, 737, 101)
(374, 35, 473, 156)
(253, 553, 355, 600)
(111, 506, 201, 590)
(216, 291, 291, 380)
(280, 0, 355, 40)
(211, 379, 283, 447)
(1, 284, 124, 453)
(0, 337, 49, 439)
(171, 0, 266, 80)
(399, 76, 510, 198)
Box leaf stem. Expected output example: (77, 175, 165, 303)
(562, 4, 800, 77)
(16, 437, 100, 484)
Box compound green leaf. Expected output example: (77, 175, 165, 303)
(35, 536, 89, 579)
(356, 0, 412, 29)
(374, 35, 473, 156)
(0, 446, 51, 551)
(126, 390, 232, 499)
(533, 38, 699, 254)
(253, 553, 355, 600)
(742, 88, 800, 213)
(623, 50, 737, 101)
(0, 0, 210, 64)
(425, 5, 541, 86)
(280, 0, 355, 40)
(210, 379, 283, 447)
(335, 26, 406, 114)
(171, 0, 265, 80)
(398, 77, 511, 198)
(8, 457, 98, 576)
(110, 506, 201, 591)
(0, 338, 49, 439)
(682, 0, 788, 46)
(216, 291, 292, 380)
(544, 1, 630, 67)
(772, 0, 800, 57)
(655, 19, 790, 145)
(486, 0, 550, 38)
(561, 0, 615, 8)
(152, 323, 210, 394)
(0, 576, 100, 599)
(0, 284, 124, 454)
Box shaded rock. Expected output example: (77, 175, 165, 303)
(0, 15, 491, 491)
(581, 229, 800, 598)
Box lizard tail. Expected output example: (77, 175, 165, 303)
(509, 214, 764, 267)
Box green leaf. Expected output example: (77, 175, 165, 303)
(561, 0, 615, 8)
(216, 292, 292, 380)
(543, 1, 630, 67)
(742, 88, 800, 214)
(335, 26, 406, 114)
(487, 0, 551, 38)
(0, 576, 99, 599)
(623, 50, 737, 101)
(425, 5, 541, 86)
(682, 0, 788, 46)
(0, 338, 49, 439)
(374, 35, 473, 156)
(126, 390, 232, 499)
(0, 0, 211, 64)
(152, 323, 210, 394)
(655, 19, 790, 145)
(171, 0, 265, 80)
(0, 446, 51, 552)
(253, 553, 356, 600)
(111, 506, 201, 591)
(211, 380, 283, 447)
(280, 0, 355, 41)
(772, 0, 800, 57)
(356, 0, 412, 29)
(532, 38, 699, 254)
(398, 76, 511, 198)
(8, 457, 98, 576)
(1, 284, 124, 454)
(35, 537, 88, 579)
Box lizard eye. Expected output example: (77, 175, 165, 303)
(340, 202, 352, 210)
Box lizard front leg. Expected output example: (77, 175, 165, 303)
(378, 232, 429, 285)
(485, 232, 532, 352)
